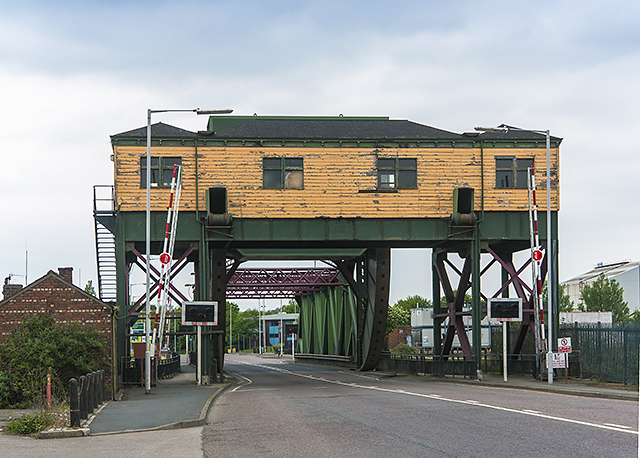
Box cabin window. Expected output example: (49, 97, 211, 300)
(495, 157, 532, 189)
(263, 157, 304, 189)
(140, 157, 182, 188)
(377, 158, 417, 189)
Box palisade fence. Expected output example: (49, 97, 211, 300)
(380, 322, 640, 385)
(559, 322, 640, 385)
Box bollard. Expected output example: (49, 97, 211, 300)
(101, 369, 106, 402)
(92, 372, 99, 410)
(96, 371, 103, 405)
(87, 373, 94, 415)
(70, 378, 80, 427)
(79, 375, 88, 420)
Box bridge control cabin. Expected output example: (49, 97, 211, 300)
(103, 115, 561, 380)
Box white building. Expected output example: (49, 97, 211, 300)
(562, 261, 640, 313)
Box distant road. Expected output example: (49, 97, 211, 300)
(204, 354, 637, 458)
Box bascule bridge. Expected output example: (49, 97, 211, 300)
(95, 115, 561, 383)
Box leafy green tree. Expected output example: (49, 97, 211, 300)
(84, 280, 96, 297)
(236, 309, 259, 337)
(225, 302, 240, 347)
(280, 299, 298, 314)
(0, 315, 107, 408)
(386, 295, 431, 335)
(542, 281, 574, 313)
(579, 274, 629, 322)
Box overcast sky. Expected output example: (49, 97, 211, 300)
(1, 1, 639, 310)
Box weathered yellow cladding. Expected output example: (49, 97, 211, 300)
(113, 145, 559, 217)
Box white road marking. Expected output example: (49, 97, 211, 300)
(230, 372, 253, 392)
(236, 360, 639, 436)
(605, 423, 632, 429)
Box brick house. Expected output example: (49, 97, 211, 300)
(386, 325, 413, 350)
(0, 267, 116, 397)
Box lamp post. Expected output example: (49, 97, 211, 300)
(475, 125, 554, 384)
(145, 108, 232, 393)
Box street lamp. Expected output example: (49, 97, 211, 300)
(474, 125, 555, 385)
(144, 107, 232, 393)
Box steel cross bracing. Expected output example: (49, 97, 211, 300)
(128, 245, 194, 317)
(226, 267, 344, 299)
(486, 246, 548, 356)
(434, 246, 547, 360)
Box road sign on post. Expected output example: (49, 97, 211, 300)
(488, 298, 523, 322)
(488, 298, 523, 382)
(558, 337, 572, 354)
(182, 301, 218, 326)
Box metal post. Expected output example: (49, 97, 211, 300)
(197, 324, 202, 386)
(145, 109, 152, 394)
(546, 130, 553, 385)
(503, 321, 508, 382)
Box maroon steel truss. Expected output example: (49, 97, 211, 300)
(434, 245, 547, 360)
(226, 267, 344, 299)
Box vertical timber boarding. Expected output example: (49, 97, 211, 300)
(108, 116, 561, 377)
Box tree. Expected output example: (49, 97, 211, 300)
(542, 281, 574, 313)
(84, 280, 96, 297)
(579, 274, 629, 322)
(0, 315, 107, 408)
(225, 302, 240, 347)
(386, 295, 431, 335)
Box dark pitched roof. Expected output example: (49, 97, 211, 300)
(207, 118, 463, 141)
(474, 124, 562, 142)
(111, 122, 197, 139)
(0, 270, 115, 309)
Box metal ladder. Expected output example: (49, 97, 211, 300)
(93, 185, 117, 303)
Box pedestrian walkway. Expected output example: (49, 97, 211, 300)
(89, 365, 228, 435)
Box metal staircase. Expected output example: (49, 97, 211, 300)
(93, 185, 117, 303)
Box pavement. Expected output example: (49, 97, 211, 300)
(1, 356, 637, 439)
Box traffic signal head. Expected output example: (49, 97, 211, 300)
(182, 301, 218, 326)
(488, 298, 522, 321)
(286, 324, 299, 335)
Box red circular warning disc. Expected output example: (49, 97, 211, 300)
(532, 250, 543, 261)
(160, 253, 171, 264)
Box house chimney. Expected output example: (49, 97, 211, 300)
(3, 277, 23, 300)
(58, 267, 73, 284)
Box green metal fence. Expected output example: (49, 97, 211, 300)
(559, 322, 640, 385)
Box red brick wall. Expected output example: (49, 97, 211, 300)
(387, 325, 413, 350)
(0, 271, 115, 394)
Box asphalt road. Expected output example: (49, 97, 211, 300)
(204, 354, 638, 458)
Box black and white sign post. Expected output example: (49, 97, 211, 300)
(488, 298, 523, 382)
(182, 301, 218, 386)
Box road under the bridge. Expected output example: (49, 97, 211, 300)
(204, 354, 637, 458)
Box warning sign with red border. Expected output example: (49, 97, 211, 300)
(558, 337, 572, 354)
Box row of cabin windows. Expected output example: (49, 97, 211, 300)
(139, 156, 533, 190)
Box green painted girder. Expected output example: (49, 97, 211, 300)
(117, 211, 554, 247)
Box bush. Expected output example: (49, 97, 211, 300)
(4, 412, 55, 435)
(391, 343, 419, 355)
(0, 314, 107, 408)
